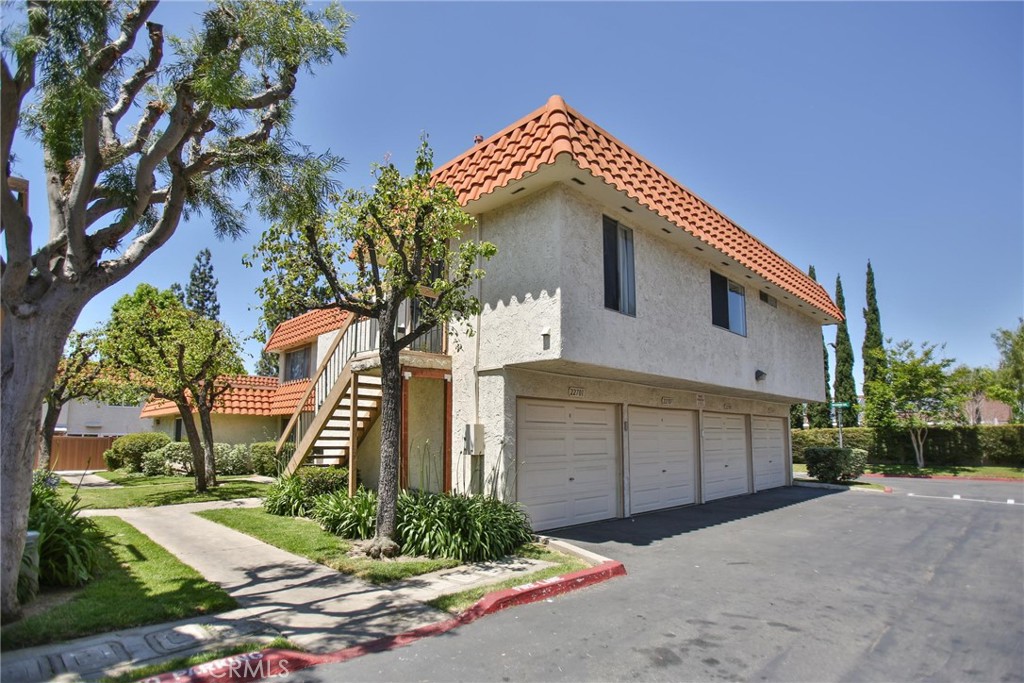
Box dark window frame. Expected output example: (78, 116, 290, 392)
(284, 345, 312, 382)
(603, 216, 636, 316)
(710, 271, 747, 336)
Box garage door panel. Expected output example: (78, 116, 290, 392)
(518, 399, 619, 531)
(752, 416, 787, 491)
(628, 407, 696, 515)
(702, 413, 750, 502)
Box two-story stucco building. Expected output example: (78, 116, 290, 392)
(277, 95, 842, 531)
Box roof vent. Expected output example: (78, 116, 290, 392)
(474, 135, 484, 144)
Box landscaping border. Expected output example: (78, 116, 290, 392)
(137, 559, 626, 683)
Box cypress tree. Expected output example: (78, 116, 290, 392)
(185, 249, 220, 320)
(806, 265, 833, 428)
(833, 274, 859, 426)
(861, 260, 885, 422)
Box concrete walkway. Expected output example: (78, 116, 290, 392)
(2, 498, 552, 682)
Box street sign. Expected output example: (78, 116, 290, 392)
(831, 402, 850, 409)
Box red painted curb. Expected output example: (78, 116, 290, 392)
(138, 560, 626, 683)
(861, 473, 1022, 483)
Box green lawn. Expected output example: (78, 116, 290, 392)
(101, 637, 300, 683)
(793, 462, 1023, 480)
(1, 517, 235, 651)
(61, 475, 269, 509)
(196, 507, 460, 584)
(426, 544, 589, 614)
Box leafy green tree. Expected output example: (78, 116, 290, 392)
(861, 260, 887, 423)
(40, 328, 143, 468)
(954, 365, 997, 425)
(865, 340, 965, 467)
(806, 265, 833, 428)
(103, 284, 244, 489)
(249, 138, 496, 558)
(0, 0, 347, 620)
(990, 319, 1024, 423)
(832, 275, 859, 426)
(184, 248, 220, 320)
(790, 403, 805, 429)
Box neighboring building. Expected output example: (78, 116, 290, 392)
(51, 399, 149, 437)
(964, 398, 1013, 425)
(275, 95, 843, 531)
(141, 376, 294, 444)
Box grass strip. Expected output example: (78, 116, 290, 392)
(101, 637, 301, 683)
(197, 507, 459, 584)
(426, 544, 589, 614)
(61, 479, 269, 509)
(1, 517, 235, 651)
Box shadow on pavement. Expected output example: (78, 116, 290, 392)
(552, 486, 840, 547)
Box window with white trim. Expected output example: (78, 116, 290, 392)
(603, 216, 636, 316)
(710, 271, 746, 336)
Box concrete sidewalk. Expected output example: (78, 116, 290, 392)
(2, 498, 553, 682)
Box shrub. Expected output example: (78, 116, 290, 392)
(395, 491, 534, 562)
(295, 466, 348, 497)
(218, 444, 253, 476)
(313, 488, 378, 539)
(250, 442, 293, 477)
(105, 432, 171, 473)
(153, 442, 195, 476)
(141, 450, 166, 476)
(805, 447, 867, 483)
(262, 476, 311, 517)
(25, 477, 103, 588)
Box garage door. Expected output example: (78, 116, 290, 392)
(752, 416, 787, 491)
(702, 413, 750, 501)
(628, 407, 696, 514)
(517, 399, 619, 531)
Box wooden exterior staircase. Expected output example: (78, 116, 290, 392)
(276, 305, 446, 493)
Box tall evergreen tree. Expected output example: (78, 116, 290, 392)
(185, 249, 220, 320)
(833, 274, 859, 426)
(861, 260, 888, 424)
(790, 403, 805, 429)
(806, 265, 832, 428)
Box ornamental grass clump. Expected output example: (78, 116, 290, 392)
(262, 476, 311, 517)
(312, 488, 378, 539)
(395, 491, 534, 562)
(24, 470, 103, 591)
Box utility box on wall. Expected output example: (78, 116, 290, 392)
(464, 423, 484, 455)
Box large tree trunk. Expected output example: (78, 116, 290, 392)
(175, 404, 208, 492)
(370, 339, 403, 559)
(197, 404, 217, 488)
(38, 400, 62, 470)
(1, 302, 79, 622)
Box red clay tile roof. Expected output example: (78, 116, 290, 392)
(270, 380, 314, 415)
(433, 95, 843, 322)
(139, 375, 309, 418)
(265, 308, 348, 352)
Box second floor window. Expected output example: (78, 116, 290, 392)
(284, 346, 311, 381)
(603, 216, 636, 316)
(711, 271, 746, 336)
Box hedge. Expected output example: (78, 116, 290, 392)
(103, 432, 171, 471)
(792, 425, 1023, 467)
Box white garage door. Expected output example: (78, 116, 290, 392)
(752, 416, 787, 491)
(517, 399, 619, 531)
(702, 413, 750, 502)
(628, 407, 697, 514)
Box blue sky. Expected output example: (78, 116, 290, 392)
(9, 1, 1023, 389)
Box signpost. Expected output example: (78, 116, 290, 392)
(831, 402, 850, 448)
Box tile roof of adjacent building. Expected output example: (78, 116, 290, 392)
(139, 375, 309, 418)
(433, 95, 843, 322)
(265, 308, 349, 352)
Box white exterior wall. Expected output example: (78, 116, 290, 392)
(147, 414, 277, 444)
(55, 400, 149, 436)
(557, 186, 824, 402)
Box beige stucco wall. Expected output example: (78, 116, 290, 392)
(449, 182, 823, 498)
(147, 414, 277, 444)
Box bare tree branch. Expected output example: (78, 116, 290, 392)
(103, 19, 163, 146)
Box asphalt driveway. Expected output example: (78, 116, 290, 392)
(299, 481, 1024, 682)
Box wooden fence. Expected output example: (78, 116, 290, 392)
(38, 436, 115, 471)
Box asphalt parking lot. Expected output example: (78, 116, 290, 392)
(300, 480, 1024, 682)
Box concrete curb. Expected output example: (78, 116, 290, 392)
(794, 480, 893, 494)
(137, 560, 626, 683)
